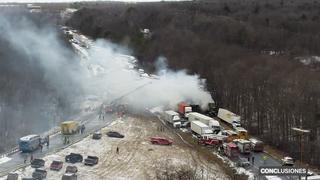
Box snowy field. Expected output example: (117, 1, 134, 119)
(1, 115, 230, 180)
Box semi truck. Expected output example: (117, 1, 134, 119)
(233, 139, 251, 154)
(61, 121, 80, 135)
(234, 127, 248, 139)
(217, 108, 241, 126)
(188, 112, 221, 132)
(177, 102, 192, 118)
(190, 121, 213, 136)
(163, 111, 181, 128)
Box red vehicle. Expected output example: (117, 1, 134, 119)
(223, 143, 239, 158)
(177, 102, 192, 117)
(198, 137, 220, 146)
(50, 160, 63, 171)
(150, 137, 173, 145)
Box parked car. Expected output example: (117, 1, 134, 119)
(106, 131, 124, 138)
(150, 137, 173, 145)
(21, 178, 35, 180)
(50, 160, 63, 171)
(92, 131, 102, 140)
(65, 153, 83, 163)
(7, 172, 19, 180)
(281, 156, 294, 166)
(237, 157, 251, 168)
(84, 156, 99, 166)
(62, 173, 77, 180)
(32, 168, 47, 179)
(65, 165, 78, 174)
(31, 158, 45, 168)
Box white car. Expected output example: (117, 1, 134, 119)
(281, 156, 294, 166)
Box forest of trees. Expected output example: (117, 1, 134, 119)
(67, 0, 320, 166)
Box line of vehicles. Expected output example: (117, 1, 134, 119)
(18, 120, 85, 153)
(7, 152, 99, 180)
(162, 102, 263, 159)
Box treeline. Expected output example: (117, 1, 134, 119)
(67, 0, 320, 166)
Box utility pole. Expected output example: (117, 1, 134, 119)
(291, 127, 310, 180)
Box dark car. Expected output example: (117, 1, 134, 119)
(62, 173, 77, 180)
(92, 131, 102, 140)
(7, 172, 19, 180)
(50, 160, 63, 171)
(106, 131, 124, 138)
(65, 165, 78, 174)
(30, 158, 45, 168)
(32, 168, 47, 179)
(237, 158, 251, 168)
(84, 156, 99, 166)
(65, 153, 83, 164)
(21, 178, 35, 180)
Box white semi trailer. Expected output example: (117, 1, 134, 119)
(190, 121, 213, 136)
(163, 110, 181, 128)
(188, 112, 220, 132)
(217, 108, 241, 126)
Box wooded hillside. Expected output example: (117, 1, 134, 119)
(67, 0, 320, 166)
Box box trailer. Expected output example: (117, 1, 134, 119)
(191, 121, 213, 136)
(61, 121, 80, 135)
(234, 127, 248, 139)
(189, 112, 220, 132)
(163, 111, 181, 128)
(217, 108, 241, 125)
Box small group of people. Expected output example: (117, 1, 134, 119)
(64, 136, 70, 144)
(157, 126, 165, 132)
(248, 156, 255, 165)
(24, 153, 34, 164)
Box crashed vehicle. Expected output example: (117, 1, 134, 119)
(50, 160, 63, 171)
(31, 158, 45, 168)
(150, 137, 173, 145)
(65, 153, 83, 164)
(106, 131, 124, 138)
(84, 156, 99, 166)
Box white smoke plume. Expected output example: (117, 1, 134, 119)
(0, 13, 213, 114)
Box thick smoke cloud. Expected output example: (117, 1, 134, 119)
(0, 12, 212, 152)
(79, 39, 213, 110)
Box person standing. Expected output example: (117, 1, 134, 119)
(30, 153, 34, 162)
(116, 147, 119, 154)
(252, 156, 255, 165)
(39, 144, 43, 152)
(46, 135, 50, 147)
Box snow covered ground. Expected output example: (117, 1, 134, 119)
(0, 116, 230, 180)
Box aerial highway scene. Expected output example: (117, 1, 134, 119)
(0, 0, 319, 180)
